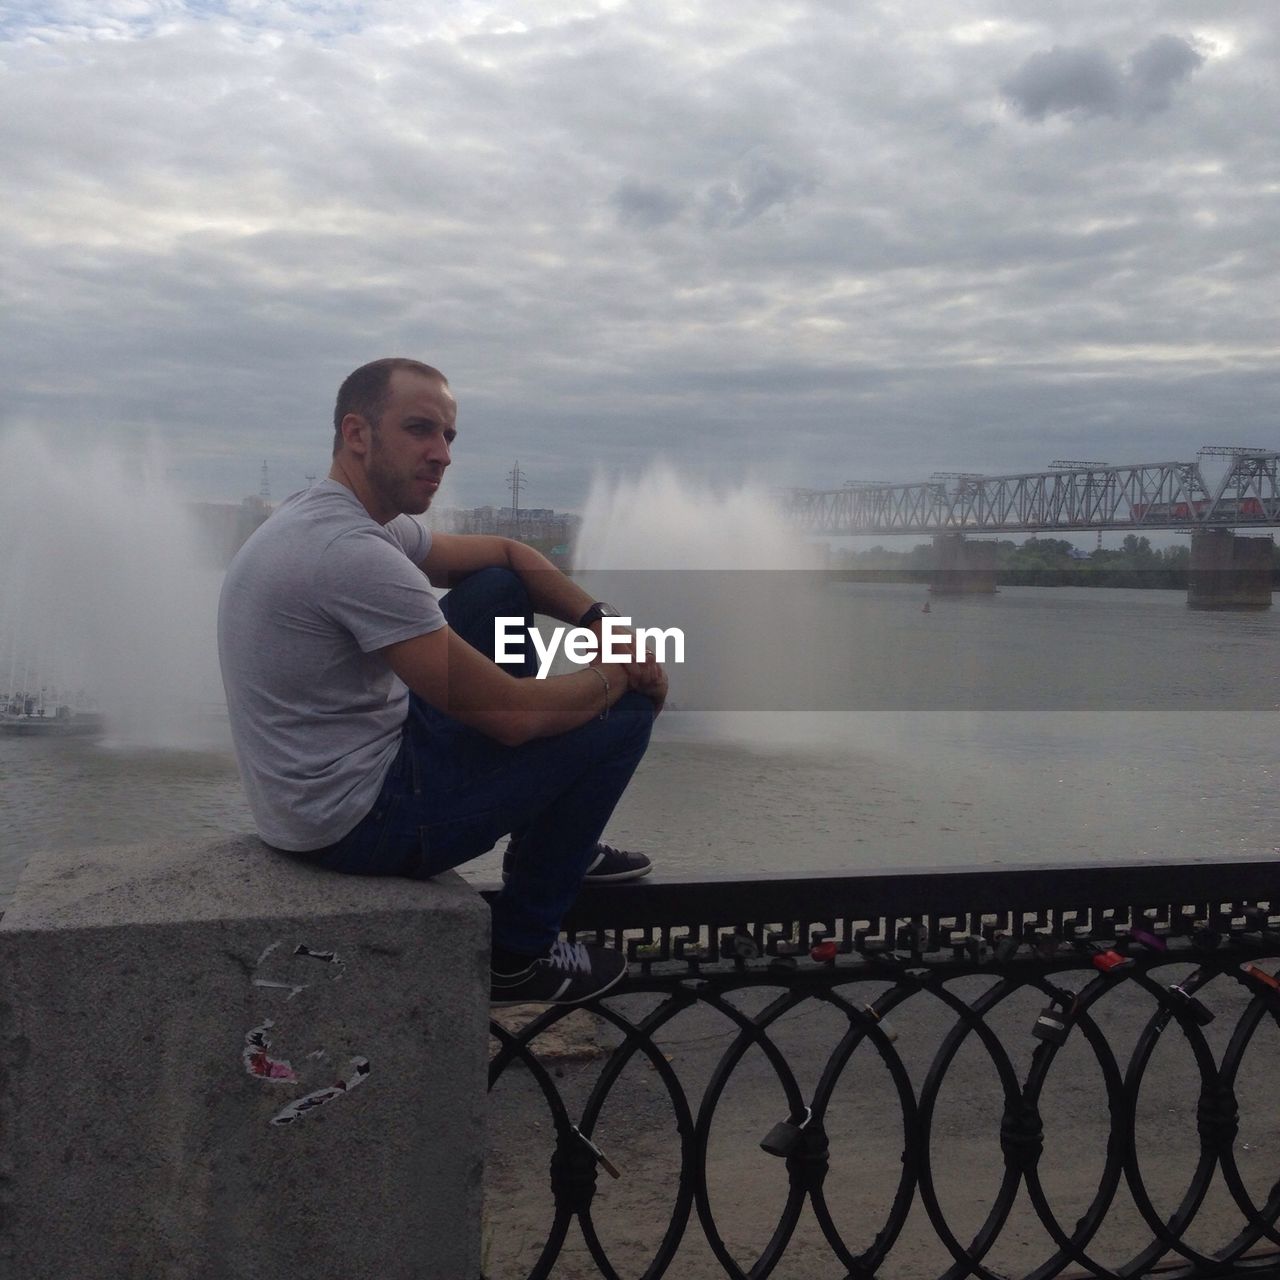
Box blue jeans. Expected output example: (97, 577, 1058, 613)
(301, 568, 654, 954)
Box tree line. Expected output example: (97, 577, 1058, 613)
(833, 535, 1280, 589)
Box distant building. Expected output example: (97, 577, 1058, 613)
(433, 505, 581, 564)
(190, 497, 582, 570)
(188, 496, 273, 567)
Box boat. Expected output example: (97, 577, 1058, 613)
(1, 693, 104, 738)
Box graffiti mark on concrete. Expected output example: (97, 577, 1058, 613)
(242, 1022, 299, 1083)
(243, 939, 369, 1125)
(270, 1058, 371, 1126)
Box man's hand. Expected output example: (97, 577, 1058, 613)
(617, 649, 668, 717)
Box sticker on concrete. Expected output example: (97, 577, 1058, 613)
(242, 1022, 299, 1083)
(251, 941, 346, 999)
(243, 939, 368, 1125)
(270, 1057, 371, 1126)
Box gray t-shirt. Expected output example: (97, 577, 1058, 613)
(217, 480, 445, 850)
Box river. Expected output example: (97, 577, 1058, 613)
(3, 582, 1277, 914)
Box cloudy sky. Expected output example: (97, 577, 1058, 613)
(2, 0, 1276, 511)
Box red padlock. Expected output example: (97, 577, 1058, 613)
(1241, 962, 1280, 990)
(810, 940, 839, 963)
(1092, 949, 1133, 974)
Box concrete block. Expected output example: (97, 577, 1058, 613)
(0, 835, 490, 1280)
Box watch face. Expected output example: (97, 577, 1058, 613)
(582, 602, 620, 625)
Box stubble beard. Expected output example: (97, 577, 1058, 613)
(368, 429, 432, 516)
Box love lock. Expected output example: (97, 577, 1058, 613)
(761, 1106, 812, 1158)
(1032, 1004, 1070, 1046)
(1167, 983, 1215, 1026)
(862, 1003, 898, 1043)
(1092, 949, 1133, 975)
(994, 934, 1020, 962)
(1240, 961, 1280, 991)
(571, 1125, 621, 1179)
(1128, 927, 1167, 953)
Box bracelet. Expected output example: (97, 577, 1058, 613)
(586, 665, 610, 720)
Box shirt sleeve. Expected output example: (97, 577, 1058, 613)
(385, 514, 431, 564)
(314, 526, 446, 652)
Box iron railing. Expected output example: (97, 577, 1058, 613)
(482, 857, 1280, 1280)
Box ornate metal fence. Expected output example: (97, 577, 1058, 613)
(482, 857, 1280, 1280)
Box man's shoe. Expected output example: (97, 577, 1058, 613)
(490, 940, 628, 1006)
(502, 840, 653, 884)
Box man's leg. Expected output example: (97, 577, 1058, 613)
(309, 567, 654, 999)
(395, 685, 654, 952)
(438, 567, 653, 883)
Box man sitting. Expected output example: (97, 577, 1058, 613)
(218, 358, 666, 1004)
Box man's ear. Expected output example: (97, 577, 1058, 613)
(340, 413, 372, 455)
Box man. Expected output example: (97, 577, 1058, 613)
(218, 358, 667, 1005)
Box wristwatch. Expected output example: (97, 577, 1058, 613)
(578, 601, 621, 628)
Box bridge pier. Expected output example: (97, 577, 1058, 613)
(1188, 529, 1273, 609)
(930, 534, 998, 595)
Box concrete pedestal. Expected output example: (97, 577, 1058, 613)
(1188, 529, 1273, 609)
(930, 533, 998, 595)
(0, 836, 490, 1280)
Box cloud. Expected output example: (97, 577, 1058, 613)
(0, 3, 1273, 514)
(611, 180, 685, 229)
(1003, 35, 1205, 122)
(1127, 34, 1207, 115)
(700, 152, 818, 229)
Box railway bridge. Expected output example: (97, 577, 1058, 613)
(782, 450, 1280, 608)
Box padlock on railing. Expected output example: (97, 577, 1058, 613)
(1239, 961, 1280, 991)
(570, 1125, 621, 1179)
(1031, 1004, 1071, 1046)
(1033, 933, 1059, 960)
(810, 939, 839, 964)
(721, 931, 759, 961)
(1166, 982, 1214, 1026)
(895, 922, 928, 954)
(994, 933, 1020, 962)
(861, 1003, 898, 1043)
(1091, 948, 1133, 975)
(1127, 926, 1167, 953)
(761, 1106, 812, 1158)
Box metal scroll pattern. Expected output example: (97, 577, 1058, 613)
(485, 904, 1280, 1280)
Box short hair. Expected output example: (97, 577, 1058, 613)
(332, 358, 448, 454)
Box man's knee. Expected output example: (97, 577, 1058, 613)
(606, 690, 656, 757)
(456, 565, 529, 615)
(441, 566, 532, 660)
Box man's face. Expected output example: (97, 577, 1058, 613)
(365, 370, 457, 518)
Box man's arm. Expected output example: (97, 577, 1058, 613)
(413, 531, 669, 726)
(381, 625, 642, 747)
(421, 533, 597, 626)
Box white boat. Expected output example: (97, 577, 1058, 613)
(1, 693, 104, 738)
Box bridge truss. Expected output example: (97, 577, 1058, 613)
(784, 452, 1280, 537)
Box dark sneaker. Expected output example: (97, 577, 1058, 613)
(502, 840, 653, 884)
(490, 940, 628, 1006)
